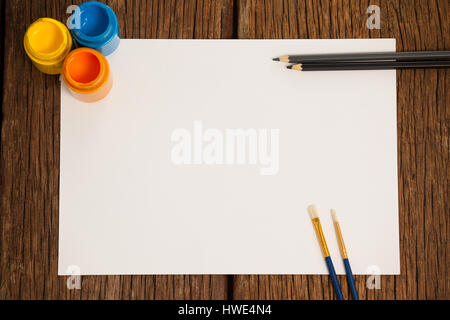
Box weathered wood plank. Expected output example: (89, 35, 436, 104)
(0, 0, 447, 300)
(0, 0, 232, 300)
(234, 0, 449, 300)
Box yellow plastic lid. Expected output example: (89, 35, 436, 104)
(24, 18, 72, 64)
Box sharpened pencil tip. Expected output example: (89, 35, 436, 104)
(308, 205, 319, 220)
(287, 65, 293, 69)
(272, 57, 280, 61)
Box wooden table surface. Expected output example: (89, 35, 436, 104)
(0, 0, 448, 300)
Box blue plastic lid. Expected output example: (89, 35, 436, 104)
(72, 1, 119, 48)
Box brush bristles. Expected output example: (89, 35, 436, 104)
(308, 205, 319, 220)
(331, 209, 338, 222)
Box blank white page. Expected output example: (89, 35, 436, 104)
(59, 39, 399, 275)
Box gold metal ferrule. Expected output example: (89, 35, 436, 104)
(333, 221, 348, 259)
(311, 218, 330, 257)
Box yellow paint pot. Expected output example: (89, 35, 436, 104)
(62, 48, 113, 103)
(24, 18, 72, 75)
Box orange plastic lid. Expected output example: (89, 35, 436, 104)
(62, 48, 110, 94)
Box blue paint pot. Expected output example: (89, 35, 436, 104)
(71, 1, 120, 56)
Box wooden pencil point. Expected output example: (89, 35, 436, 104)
(291, 64, 302, 71)
(279, 56, 289, 63)
(272, 57, 280, 61)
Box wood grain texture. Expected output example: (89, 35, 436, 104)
(0, 0, 4, 141)
(234, 0, 449, 300)
(0, 0, 232, 300)
(0, 0, 448, 300)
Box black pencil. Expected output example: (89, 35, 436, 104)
(286, 60, 450, 71)
(273, 50, 450, 63)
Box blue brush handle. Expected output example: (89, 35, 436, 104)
(343, 258, 359, 300)
(324, 256, 344, 300)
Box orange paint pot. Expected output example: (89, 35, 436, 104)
(62, 48, 113, 103)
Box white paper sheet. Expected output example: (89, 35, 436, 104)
(59, 39, 399, 275)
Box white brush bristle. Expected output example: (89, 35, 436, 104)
(308, 205, 319, 220)
(331, 209, 338, 222)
